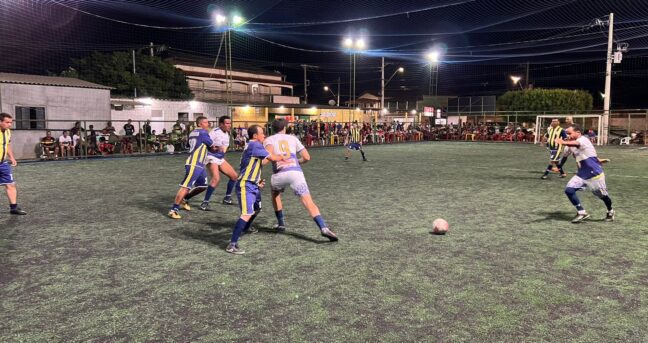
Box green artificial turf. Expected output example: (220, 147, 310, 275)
(1, 142, 647, 342)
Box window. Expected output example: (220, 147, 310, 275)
(14, 106, 46, 129)
(177, 112, 189, 122)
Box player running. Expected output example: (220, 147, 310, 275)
(344, 123, 367, 161)
(226, 125, 286, 255)
(263, 119, 338, 241)
(556, 124, 615, 223)
(168, 116, 213, 219)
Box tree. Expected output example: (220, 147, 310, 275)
(69, 51, 192, 99)
(496, 88, 593, 112)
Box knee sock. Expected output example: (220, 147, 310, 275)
(565, 187, 585, 212)
(203, 186, 216, 202)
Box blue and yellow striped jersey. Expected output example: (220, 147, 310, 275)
(349, 127, 361, 144)
(238, 141, 270, 183)
(0, 128, 11, 163)
(545, 126, 566, 149)
(184, 129, 213, 167)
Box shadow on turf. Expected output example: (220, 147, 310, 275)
(256, 227, 332, 244)
(529, 211, 607, 223)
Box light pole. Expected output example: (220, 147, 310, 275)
(213, 12, 245, 105)
(510, 75, 523, 90)
(324, 84, 340, 107)
(381, 59, 403, 113)
(342, 36, 367, 108)
(426, 50, 440, 96)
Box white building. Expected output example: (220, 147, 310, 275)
(0, 72, 111, 159)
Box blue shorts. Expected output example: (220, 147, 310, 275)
(0, 162, 15, 185)
(548, 147, 564, 162)
(179, 165, 207, 190)
(236, 181, 262, 216)
(347, 142, 362, 150)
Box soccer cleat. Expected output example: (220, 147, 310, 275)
(320, 227, 339, 242)
(272, 224, 286, 232)
(222, 197, 233, 205)
(540, 175, 548, 180)
(168, 209, 181, 219)
(199, 201, 210, 211)
(245, 226, 259, 234)
(9, 207, 27, 215)
(605, 210, 615, 222)
(180, 200, 191, 211)
(559, 173, 567, 178)
(571, 212, 590, 224)
(362, 158, 368, 162)
(225, 243, 245, 255)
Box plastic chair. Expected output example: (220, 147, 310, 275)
(620, 137, 631, 145)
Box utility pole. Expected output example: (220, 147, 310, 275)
(132, 50, 137, 98)
(149, 42, 154, 57)
(301, 64, 318, 104)
(337, 76, 341, 107)
(602, 12, 614, 145)
(525, 61, 530, 89)
(381, 57, 385, 113)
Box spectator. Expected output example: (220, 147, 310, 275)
(87, 125, 99, 155)
(72, 130, 85, 157)
(122, 119, 135, 154)
(158, 129, 170, 152)
(147, 130, 159, 152)
(40, 130, 58, 160)
(104, 121, 116, 134)
(58, 130, 74, 159)
(70, 121, 83, 136)
(98, 136, 114, 155)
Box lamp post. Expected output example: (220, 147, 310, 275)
(213, 12, 245, 105)
(380, 57, 404, 115)
(324, 84, 340, 107)
(426, 50, 440, 96)
(342, 36, 367, 108)
(510, 75, 523, 90)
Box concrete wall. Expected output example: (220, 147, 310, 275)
(1, 83, 110, 159)
(110, 99, 229, 134)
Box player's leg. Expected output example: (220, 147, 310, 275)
(290, 173, 338, 241)
(565, 175, 589, 223)
(243, 192, 262, 234)
(588, 176, 614, 221)
(219, 160, 238, 205)
(555, 146, 565, 176)
(542, 149, 558, 179)
(270, 173, 287, 230)
(200, 162, 221, 210)
(183, 169, 208, 210)
(359, 144, 367, 161)
(169, 166, 198, 218)
(226, 181, 254, 254)
(1, 164, 25, 215)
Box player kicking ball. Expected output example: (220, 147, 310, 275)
(556, 124, 615, 223)
(264, 119, 338, 242)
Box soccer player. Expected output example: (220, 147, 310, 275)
(541, 118, 566, 179)
(180, 116, 239, 210)
(0, 113, 27, 215)
(344, 123, 367, 161)
(556, 124, 615, 223)
(264, 119, 338, 241)
(226, 125, 285, 255)
(168, 116, 213, 219)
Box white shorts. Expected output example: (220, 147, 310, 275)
(566, 173, 608, 195)
(205, 155, 225, 166)
(271, 171, 310, 196)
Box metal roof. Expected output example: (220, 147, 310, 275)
(0, 73, 112, 90)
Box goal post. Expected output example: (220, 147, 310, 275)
(534, 114, 603, 146)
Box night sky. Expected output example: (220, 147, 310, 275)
(2, 0, 648, 108)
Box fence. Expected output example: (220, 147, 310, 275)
(9, 111, 648, 160)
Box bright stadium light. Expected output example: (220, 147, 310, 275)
(343, 37, 354, 48)
(355, 38, 367, 50)
(323, 86, 329, 91)
(232, 15, 244, 26)
(398, 67, 404, 73)
(411, 109, 417, 115)
(426, 50, 440, 63)
(214, 13, 227, 26)
(510, 75, 521, 84)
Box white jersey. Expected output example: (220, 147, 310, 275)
(208, 128, 230, 158)
(264, 133, 305, 174)
(569, 136, 603, 179)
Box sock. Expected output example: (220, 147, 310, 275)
(360, 150, 366, 160)
(230, 218, 248, 243)
(203, 186, 216, 202)
(545, 164, 554, 173)
(171, 203, 180, 211)
(601, 195, 613, 211)
(244, 214, 258, 232)
(275, 210, 285, 226)
(313, 215, 327, 230)
(565, 188, 585, 212)
(225, 180, 236, 197)
(10, 204, 17, 210)
(559, 167, 565, 174)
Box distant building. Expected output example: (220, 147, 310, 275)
(0, 72, 111, 159)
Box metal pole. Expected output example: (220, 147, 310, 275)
(337, 76, 340, 107)
(602, 13, 614, 144)
(381, 57, 385, 114)
(353, 53, 356, 107)
(349, 53, 352, 108)
(303, 65, 308, 104)
(132, 50, 137, 98)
